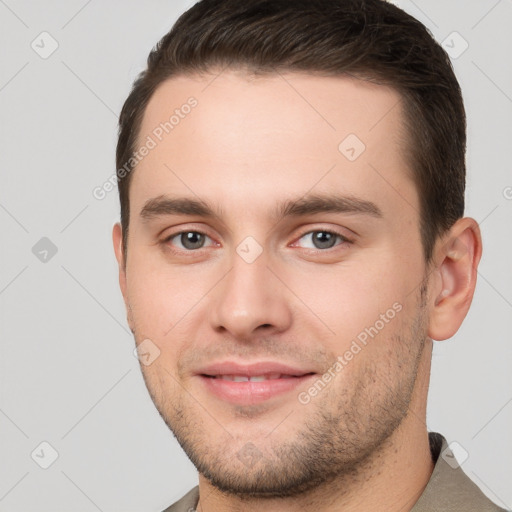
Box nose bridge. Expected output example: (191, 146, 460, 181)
(208, 244, 292, 338)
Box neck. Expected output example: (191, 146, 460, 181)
(197, 343, 434, 512)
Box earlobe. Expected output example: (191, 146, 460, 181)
(112, 222, 125, 271)
(112, 222, 135, 333)
(428, 218, 482, 341)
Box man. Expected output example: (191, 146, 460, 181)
(112, 0, 506, 510)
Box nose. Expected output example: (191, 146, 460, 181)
(208, 250, 293, 341)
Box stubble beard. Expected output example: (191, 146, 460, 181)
(139, 289, 429, 500)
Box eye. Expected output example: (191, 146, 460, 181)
(294, 229, 351, 250)
(164, 231, 215, 251)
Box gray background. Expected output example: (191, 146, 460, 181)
(0, 0, 511, 510)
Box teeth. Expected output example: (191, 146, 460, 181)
(217, 373, 287, 381)
(249, 376, 266, 382)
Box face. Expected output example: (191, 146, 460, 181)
(114, 71, 433, 496)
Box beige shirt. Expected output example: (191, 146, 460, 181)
(162, 432, 508, 511)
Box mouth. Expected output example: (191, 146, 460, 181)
(207, 373, 298, 382)
(196, 362, 317, 405)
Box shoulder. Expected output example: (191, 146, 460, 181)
(411, 432, 509, 512)
(161, 486, 199, 512)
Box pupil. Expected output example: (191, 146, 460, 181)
(182, 232, 204, 249)
(314, 231, 335, 249)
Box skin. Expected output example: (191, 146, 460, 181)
(113, 70, 482, 512)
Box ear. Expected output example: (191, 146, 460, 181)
(428, 217, 483, 341)
(112, 222, 134, 333)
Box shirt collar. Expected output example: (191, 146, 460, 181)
(411, 432, 505, 511)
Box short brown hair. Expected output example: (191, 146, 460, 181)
(116, 0, 466, 263)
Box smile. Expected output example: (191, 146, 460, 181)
(210, 373, 295, 382)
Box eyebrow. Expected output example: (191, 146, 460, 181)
(139, 192, 383, 223)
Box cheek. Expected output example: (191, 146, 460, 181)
(283, 257, 408, 343)
(125, 251, 209, 338)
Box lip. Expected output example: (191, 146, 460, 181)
(196, 361, 316, 405)
(198, 361, 314, 378)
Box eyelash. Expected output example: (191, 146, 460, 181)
(161, 227, 353, 255)
(292, 228, 353, 250)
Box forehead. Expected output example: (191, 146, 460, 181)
(131, 70, 416, 220)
